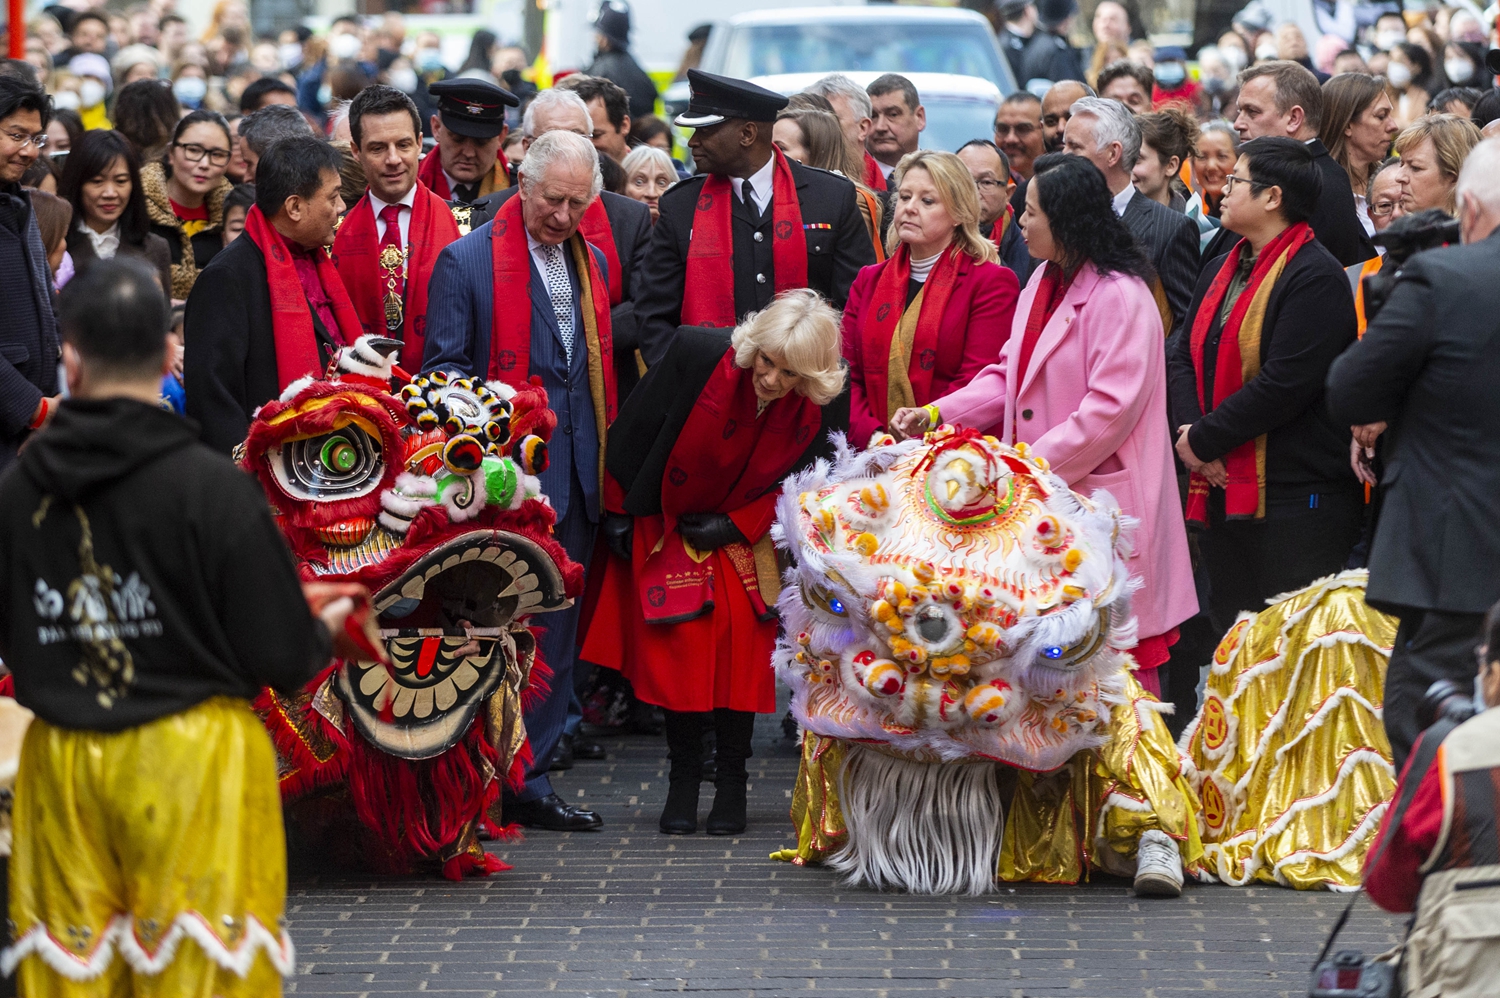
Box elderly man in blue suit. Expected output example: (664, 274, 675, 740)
(422, 130, 617, 832)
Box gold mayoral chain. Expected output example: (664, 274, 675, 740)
(379, 243, 409, 332)
(450, 204, 473, 237)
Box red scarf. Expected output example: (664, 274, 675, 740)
(1186, 222, 1316, 525)
(486, 192, 616, 416)
(989, 203, 1014, 249)
(415, 147, 510, 201)
(242, 204, 362, 390)
(862, 151, 888, 192)
(641, 348, 821, 623)
(859, 243, 963, 426)
(331, 183, 460, 372)
(681, 148, 807, 327)
(1015, 262, 1074, 391)
(578, 198, 623, 307)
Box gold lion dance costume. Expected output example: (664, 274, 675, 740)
(1179, 570, 1398, 890)
(240, 336, 580, 879)
(772, 428, 1201, 895)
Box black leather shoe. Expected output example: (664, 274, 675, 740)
(573, 735, 607, 760)
(705, 781, 747, 836)
(549, 733, 575, 771)
(658, 780, 699, 835)
(507, 794, 603, 831)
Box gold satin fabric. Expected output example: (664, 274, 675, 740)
(771, 732, 848, 865)
(884, 285, 926, 421)
(1181, 570, 1397, 890)
(9, 697, 291, 997)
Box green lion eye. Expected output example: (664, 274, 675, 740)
(321, 436, 358, 473)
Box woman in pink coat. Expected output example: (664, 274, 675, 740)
(892, 153, 1196, 697)
(842, 150, 1019, 446)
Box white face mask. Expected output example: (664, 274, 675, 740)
(388, 67, 418, 93)
(79, 78, 106, 109)
(1386, 61, 1412, 88)
(51, 89, 80, 111)
(1255, 44, 1279, 61)
(415, 47, 444, 73)
(173, 75, 207, 105)
(1445, 59, 1475, 84)
(329, 32, 363, 61)
(1375, 30, 1405, 52)
(278, 42, 303, 68)
(317, 83, 333, 106)
(1222, 47, 1247, 73)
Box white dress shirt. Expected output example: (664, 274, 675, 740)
(732, 155, 776, 214)
(369, 185, 417, 247)
(80, 220, 120, 259)
(1111, 182, 1135, 218)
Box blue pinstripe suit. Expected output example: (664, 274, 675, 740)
(421, 221, 610, 802)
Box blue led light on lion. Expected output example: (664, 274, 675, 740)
(1042, 646, 1064, 660)
(829, 597, 846, 616)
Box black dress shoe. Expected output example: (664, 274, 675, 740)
(572, 735, 607, 760)
(507, 794, 603, 831)
(549, 733, 575, 771)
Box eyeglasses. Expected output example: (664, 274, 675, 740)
(1224, 173, 1266, 195)
(1, 129, 48, 150)
(993, 121, 1038, 138)
(975, 178, 1007, 191)
(1370, 200, 1399, 217)
(174, 141, 230, 166)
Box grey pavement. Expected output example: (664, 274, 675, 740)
(285, 714, 1402, 998)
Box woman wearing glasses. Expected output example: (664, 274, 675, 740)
(58, 129, 172, 295)
(141, 109, 234, 299)
(840, 150, 1018, 447)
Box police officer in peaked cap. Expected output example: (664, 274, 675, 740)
(632, 69, 875, 368)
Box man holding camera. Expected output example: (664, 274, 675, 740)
(1327, 137, 1500, 770)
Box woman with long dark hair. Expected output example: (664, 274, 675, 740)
(891, 153, 1195, 702)
(1319, 73, 1398, 235)
(140, 108, 233, 298)
(57, 129, 172, 295)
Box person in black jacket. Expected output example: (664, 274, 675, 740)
(1020, 0, 1086, 87)
(586, 0, 658, 120)
(0, 258, 350, 996)
(634, 70, 875, 368)
(1200, 60, 1375, 269)
(1325, 138, 1500, 769)
(1168, 136, 1361, 635)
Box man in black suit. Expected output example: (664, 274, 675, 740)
(1200, 60, 1374, 269)
(1168, 137, 1361, 636)
(1325, 139, 1500, 769)
(185, 137, 360, 453)
(1063, 96, 1199, 339)
(634, 70, 875, 368)
(466, 88, 651, 401)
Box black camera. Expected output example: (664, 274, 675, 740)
(1309, 949, 1399, 997)
(1362, 209, 1463, 322)
(1417, 677, 1479, 730)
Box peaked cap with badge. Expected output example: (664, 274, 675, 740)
(428, 78, 519, 139)
(673, 69, 789, 128)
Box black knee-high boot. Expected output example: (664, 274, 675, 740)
(706, 708, 755, 835)
(660, 709, 707, 834)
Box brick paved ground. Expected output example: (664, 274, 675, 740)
(285, 713, 1402, 998)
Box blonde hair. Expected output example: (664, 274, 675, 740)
(1393, 113, 1483, 214)
(730, 289, 846, 406)
(885, 150, 999, 265)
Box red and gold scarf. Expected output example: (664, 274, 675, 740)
(331, 182, 460, 372)
(859, 242, 963, 426)
(578, 198, 623, 307)
(681, 147, 807, 327)
(1186, 221, 1315, 525)
(242, 204, 363, 390)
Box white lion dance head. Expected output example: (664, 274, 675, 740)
(773, 427, 1141, 893)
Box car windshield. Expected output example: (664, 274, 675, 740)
(917, 98, 1000, 153)
(721, 23, 1005, 85)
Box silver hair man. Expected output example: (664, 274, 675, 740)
(519, 129, 603, 200)
(1068, 95, 1142, 170)
(521, 88, 591, 139)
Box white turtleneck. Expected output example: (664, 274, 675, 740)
(909, 250, 942, 283)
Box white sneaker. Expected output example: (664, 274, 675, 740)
(1133, 829, 1184, 897)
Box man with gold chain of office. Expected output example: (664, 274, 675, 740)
(417, 78, 519, 236)
(331, 85, 461, 373)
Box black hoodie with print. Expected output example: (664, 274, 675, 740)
(0, 397, 329, 732)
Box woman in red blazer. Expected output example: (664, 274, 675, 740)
(842, 149, 1020, 447)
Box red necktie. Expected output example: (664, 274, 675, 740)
(378, 203, 406, 332)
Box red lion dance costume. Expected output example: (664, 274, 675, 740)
(239, 336, 581, 879)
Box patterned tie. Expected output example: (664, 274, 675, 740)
(377, 204, 406, 332)
(543, 243, 574, 361)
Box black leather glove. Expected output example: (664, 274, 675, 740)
(676, 512, 746, 551)
(602, 513, 633, 561)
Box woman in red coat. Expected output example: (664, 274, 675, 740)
(581, 290, 848, 836)
(842, 149, 1020, 447)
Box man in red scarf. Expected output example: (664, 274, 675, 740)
(634, 69, 876, 367)
(185, 136, 362, 452)
(331, 85, 459, 374)
(1166, 136, 1361, 636)
(415, 78, 518, 221)
(421, 131, 616, 834)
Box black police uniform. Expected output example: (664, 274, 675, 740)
(633, 69, 876, 368)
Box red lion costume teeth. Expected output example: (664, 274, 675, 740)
(240, 336, 582, 879)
